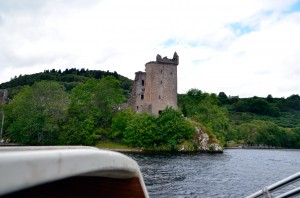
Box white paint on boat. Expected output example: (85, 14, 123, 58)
(0, 146, 148, 197)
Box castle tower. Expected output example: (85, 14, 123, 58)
(144, 52, 179, 115)
(128, 52, 179, 115)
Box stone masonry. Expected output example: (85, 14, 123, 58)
(128, 52, 179, 115)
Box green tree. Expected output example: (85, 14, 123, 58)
(156, 108, 195, 150)
(237, 120, 285, 147)
(290, 127, 300, 148)
(193, 97, 229, 143)
(178, 89, 230, 144)
(62, 77, 125, 145)
(285, 94, 300, 110)
(122, 108, 195, 151)
(267, 94, 274, 103)
(110, 109, 135, 140)
(123, 113, 158, 148)
(7, 81, 68, 145)
(218, 92, 228, 105)
(181, 104, 188, 117)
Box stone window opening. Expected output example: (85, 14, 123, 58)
(137, 106, 139, 110)
(159, 95, 161, 99)
(171, 72, 172, 75)
(141, 94, 144, 100)
(158, 110, 162, 114)
(161, 70, 162, 73)
(142, 80, 144, 86)
(161, 81, 162, 84)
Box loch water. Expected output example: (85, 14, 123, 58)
(127, 149, 300, 198)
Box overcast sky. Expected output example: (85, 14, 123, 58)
(0, 0, 300, 98)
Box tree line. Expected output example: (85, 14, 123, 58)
(1, 70, 300, 149)
(178, 89, 300, 148)
(0, 68, 132, 98)
(2, 77, 198, 151)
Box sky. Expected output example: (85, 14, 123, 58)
(0, 0, 300, 98)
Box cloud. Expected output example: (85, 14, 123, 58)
(0, 0, 300, 98)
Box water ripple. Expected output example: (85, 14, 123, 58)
(127, 150, 300, 197)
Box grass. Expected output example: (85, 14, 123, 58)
(96, 140, 133, 149)
(228, 110, 300, 128)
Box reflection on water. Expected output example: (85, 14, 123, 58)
(127, 149, 300, 198)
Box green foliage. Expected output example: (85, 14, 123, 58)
(60, 116, 99, 146)
(96, 140, 133, 149)
(179, 140, 198, 151)
(156, 108, 195, 150)
(181, 104, 187, 117)
(0, 68, 132, 98)
(218, 92, 228, 105)
(267, 94, 274, 103)
(110, 109, 135, 140)
(193, 98, 229, 142)
(237, 120, 288, 147)
(178, 89, 230, 144)
(4, 76, 127, 146)
(3, 70, 300, 149)
(233, 97, 280, 117)
(290, 127, 300, 148)
(284, 94, 300, 110)
(123, 113, 158, 149)
(179, 89, 300, 148)
(6, 81, 68, 145)
(121, 108, 195, 151)
(62, 77, 126, 145)
(228, 110, 300, 129)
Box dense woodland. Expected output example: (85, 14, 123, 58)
(1, 69, 300, 149)
(0, 68, 132, 98)
(0, 69, 197, 151)
(178, 90, 300, 148)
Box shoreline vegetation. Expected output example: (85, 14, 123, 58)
(96, 141, 223, 154)
(96, 140, 294, 153)
(1, 69, 300, 152)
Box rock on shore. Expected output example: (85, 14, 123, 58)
(194, 127, 223, 153)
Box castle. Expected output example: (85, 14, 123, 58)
(128, 52, 179, 115)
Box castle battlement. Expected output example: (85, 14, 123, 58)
(146, 52, 179, 66)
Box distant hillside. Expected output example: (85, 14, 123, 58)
(219, 94, 300, 129)
(0, 68, 133, 99)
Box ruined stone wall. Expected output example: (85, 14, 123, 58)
(128, 71, 150, 113)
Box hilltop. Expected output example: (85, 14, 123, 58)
(0, 68, 133, 99)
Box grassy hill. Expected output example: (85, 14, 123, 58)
(0, 68, 133, 99)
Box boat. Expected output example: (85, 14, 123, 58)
(0, 146, 149, 198)
(246, 172, 300, 198)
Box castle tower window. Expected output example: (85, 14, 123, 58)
(171, 72, 172, 75)
(161, 81, 162, 84)
(137, 106, 139, 110)
(159, 95, 161, 99)
(161, 70, 162, 73)
(142, 80, 144, 86)
(141, 94, 144, 100)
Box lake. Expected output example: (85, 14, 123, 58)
(127, 149, 300, 197)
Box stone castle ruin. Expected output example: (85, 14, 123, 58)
(128, 52, 179, 115)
